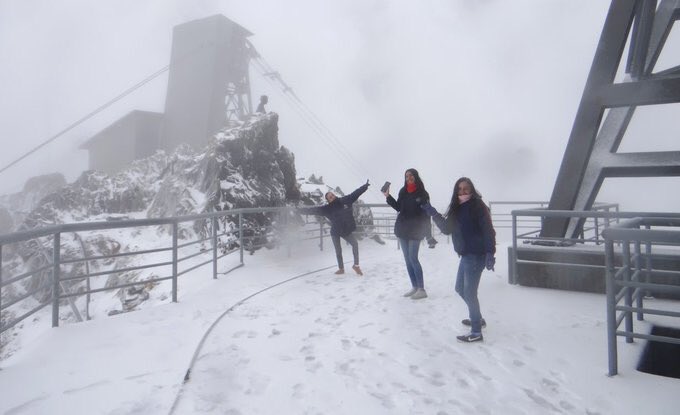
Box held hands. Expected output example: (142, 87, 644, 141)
(485, 253, 496, 271)
(420, 202, 437, 217)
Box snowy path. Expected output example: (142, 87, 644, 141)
(172, 242, 677, 415)
(1, 240, 678, 414)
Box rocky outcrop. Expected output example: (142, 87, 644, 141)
(0, 173, 67, 233)
(3, 113, 305, 319)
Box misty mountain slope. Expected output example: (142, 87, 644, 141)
(0, 173, 67, 234)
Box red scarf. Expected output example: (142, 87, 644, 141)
(406, 183, 417, 193)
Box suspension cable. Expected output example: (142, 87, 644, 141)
(248, 42, 372, 181)
(0, 66, 169, 176)
(0, 39, 223, 176)
(251, 59, 368, 181)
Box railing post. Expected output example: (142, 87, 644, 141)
(622, 241, 633, 343)
(52, 232, 61, 327)
(239, 213, 244, 265)
(172, 222, 178, 303)
(0, 244, 3, 331)
(644, 225, 652, 299)
(605, 239, 618, 376)
(615, 205, 620, 224)
(212, 216, 218, 279)
(319, 222, 324, 251)
(285, 209, 291, 258)
(634, 240, 644, 321)
(511, 213, 518, 284)
(594, 216, 600, 244)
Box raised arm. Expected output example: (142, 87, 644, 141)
(343, 182, 370, 204)
(298, 205, 327, 217)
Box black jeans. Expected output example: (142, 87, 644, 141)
(331, 233, 359, 269)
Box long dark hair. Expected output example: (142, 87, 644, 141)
(403, 168, 426, 192)
(445, 177, 482, 217)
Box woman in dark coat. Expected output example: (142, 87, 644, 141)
(383, 168, 431, 300)
(299, 181, 370, 275)
(423, 177, 496, 342)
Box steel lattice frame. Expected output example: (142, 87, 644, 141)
(543, 0, 680, 238)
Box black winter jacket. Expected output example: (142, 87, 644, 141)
(431, 198, 496, 256)
(386, 187, 431, 240)
(299, 183, 369, 237)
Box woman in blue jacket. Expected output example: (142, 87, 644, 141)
(423, 177, 496, 342)
(384, 168, 432, 300)
(299, 181, 369, 275)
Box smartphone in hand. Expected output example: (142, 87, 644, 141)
(380, 181, 391, 193)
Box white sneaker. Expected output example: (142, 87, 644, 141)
(411, 288, 428, 300)
(403, 287, 418, 297)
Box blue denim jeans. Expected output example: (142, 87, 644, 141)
(399, 238, 424, 289)
(455, 254, 485, 334)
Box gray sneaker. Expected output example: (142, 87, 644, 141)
(403, 287, 418, 297)
(411, 288, 428, 300)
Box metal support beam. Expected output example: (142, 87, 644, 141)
(544, 0, 680, 238)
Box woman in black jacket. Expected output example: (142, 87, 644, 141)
(299, 181, 370, 275)
(422, 177, 496, 342)
(384, 168, 431, 300)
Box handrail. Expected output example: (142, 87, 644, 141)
(511, 209, 680, 219)
(602, 217, 680, 376)
(0, 206, 291, 245)
(0, 204, 398, 339)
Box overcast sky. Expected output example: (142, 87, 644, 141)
(0, 0, 678, 210)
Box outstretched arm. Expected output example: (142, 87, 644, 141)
(421, 202, 453, 235)
(344, 181, 370, 204)
(298, 205, 327, 217)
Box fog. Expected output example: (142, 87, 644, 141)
(0, 0, 677, 211)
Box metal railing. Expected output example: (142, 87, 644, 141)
(489, 201, 549, 230)
(603, 217, 680, 376)
(507, 207, 680, 285)
(0, 205, 400, 338)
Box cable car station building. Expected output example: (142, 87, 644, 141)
(81, 15, 254, 174)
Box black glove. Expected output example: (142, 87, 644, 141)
(485, 253, 495, 271)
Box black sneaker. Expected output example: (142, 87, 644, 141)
(457, 333, 484, 343)
(462, 318, 486, 327)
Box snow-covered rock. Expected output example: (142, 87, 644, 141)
(0, 173, 67, 233)
(1, 113, 301, 324)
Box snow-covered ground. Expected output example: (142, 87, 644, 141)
(0, 237, 677, 414)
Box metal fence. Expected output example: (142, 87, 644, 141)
(506, 207, 680, 285)
(603, 217, 680, 376)
(0, 204, 403, 338)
